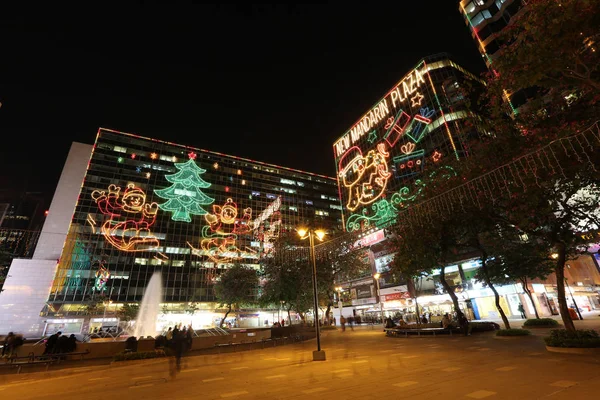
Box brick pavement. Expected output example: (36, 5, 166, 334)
(1, 316, 599, 399)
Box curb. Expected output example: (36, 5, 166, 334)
(545, 345, 600, 355)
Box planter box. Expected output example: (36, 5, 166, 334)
(546, 345, 600, 355)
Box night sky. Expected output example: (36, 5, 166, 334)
(0, 3, 484, 205)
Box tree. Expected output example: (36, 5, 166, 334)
(391, 214, 472, 335)
(482, 234, 554, 320)
(154, 158, 214, 222)
(117, 303, 140, 322)
(493, 0, 600, 95)
(214, 264, 258, 328)
(260, 255, 313, 323)
(471, 0, 600, 333)
(314, 234, 372, 324)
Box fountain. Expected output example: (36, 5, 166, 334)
(133, 271, 163, 338)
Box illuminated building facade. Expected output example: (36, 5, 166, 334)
(459, 0, 524, 67)
(333, 53, 485, 234)
(459, 0, 528, 111)
(45, 128, 342, 321)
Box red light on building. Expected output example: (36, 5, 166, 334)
(44, 210, 49, 216)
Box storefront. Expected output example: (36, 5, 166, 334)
(43, 318, 85, 336)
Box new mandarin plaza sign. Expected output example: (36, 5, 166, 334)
(333, 66, 427, 159)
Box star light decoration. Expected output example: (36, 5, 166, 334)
(410, 92, 425, 108)
(150, 152, 158, 160)
(367, 130, 378, 144)
(188, 151, 197, 160)
(432, 150, 443, 162)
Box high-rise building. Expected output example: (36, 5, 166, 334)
(459, 0, 524, 66)
(331, 54, 487, 322)
(458, 0, 529, 109)
(333, 53, 486, 235)
(0, 129, 342, 335)
(53, 129, 340, 322)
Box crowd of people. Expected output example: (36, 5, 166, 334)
(43, 331, 78, 355)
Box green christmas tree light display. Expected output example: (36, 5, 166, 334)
(155, 153, 215, 222)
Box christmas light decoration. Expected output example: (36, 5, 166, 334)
(91, 184, 160, 251)
(405, 107, 436, 143)
(338, 143, 392, 212)
(367, 130, 378, 144)
(188, 198, 256, 263)
(154, 158, 214, 223)
(397, 123, 600, 229)
(94, 261, 110, 291)
(345, 166, 457, 232)
(145, 172, 151, 178)
(237, 169, 242, 175)
(400, 142, 416, 155)
(136, 166, 142, 173)
(150, 152, 158, 160)
(131, 153, 136, 159)
(188, 152, 197, 160)
(383, 110, 411, 148)
(432, 150, 442, 162)
(213, 162, 219, 169)
(100, 128, 336, 182)
(117, 157, 124, 163)
(410, 92, 425, 107)
(393, 150, 425, 179)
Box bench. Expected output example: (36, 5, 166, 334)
(384, 327, 453, 337)
(214, 342, 238, 353)
(2, 359, 55, 374)
(44, 350, 90, 363)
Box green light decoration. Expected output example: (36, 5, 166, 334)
(367, 130, 378, 144)
(346, 166, 456, 232)
(155, 158, 215, 222)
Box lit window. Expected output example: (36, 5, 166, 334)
(329, 204, 342, 210)
(267, 194, 276, 199)
(165, 247, 191, 254)
(242, 180, 246, 185)
(252, 191, 260, 196)
(297, 182, 305, 187)
(280, 178, 296, 185)
(114, 146, 127, 153)
(306, 200, 313, 205)
(315, 210, 329, 216)
(289, 206, 298, 212)
(321, 195, 328, 199)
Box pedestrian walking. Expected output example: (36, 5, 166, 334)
(518, 303, 526, 319)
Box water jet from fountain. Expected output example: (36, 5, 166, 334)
(133, 271, 162, 338)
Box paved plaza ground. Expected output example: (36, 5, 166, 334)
(1, 315, 599, 399)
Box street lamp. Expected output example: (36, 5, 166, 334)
(297, 227, 327, 361)
(373, 273, 384, 324)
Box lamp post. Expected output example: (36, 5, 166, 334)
(297, 227, 327, 361)
(374, 273, 384, 324)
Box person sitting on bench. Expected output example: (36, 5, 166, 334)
(384, 317, 396, 329)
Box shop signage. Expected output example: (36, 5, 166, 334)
(352, 284, 374, 299)
(354, 229, 385, 248)
(382, 292, 411, 301)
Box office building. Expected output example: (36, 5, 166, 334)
(0, 129, 342, 335)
